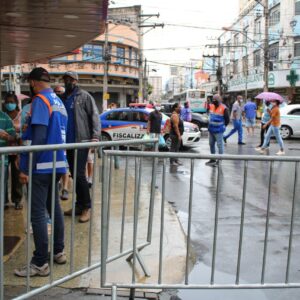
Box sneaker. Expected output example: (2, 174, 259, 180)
(64, 207, 82, 216)
(88, 182, 92, 188)
(276, 150, 285, 156)
(79, 208, 91, 223)
(205, 159, 217, 166)
(14, 263, 50, 277)
(255, 147, 261, 151)
(60, 189, 69, 201)
(223, 137, 227, 144)
(54, 252, 67, 264)
(260, 148, 267, 154)
(238, 142, 246, 145)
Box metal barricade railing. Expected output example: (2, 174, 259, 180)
(100, 150, 300, 299)
(0, 139, 157, 300)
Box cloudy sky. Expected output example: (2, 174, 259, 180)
(111, 0, 239, 79)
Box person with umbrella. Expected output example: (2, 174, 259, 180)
(255, 92, 285, 155)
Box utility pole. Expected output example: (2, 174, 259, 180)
(217, 36, 222, 95)
(102, 22, 109, 112)
(143, 57, 148, 101)
(263, 0, 269, 92)
(190, 61, 193, 89)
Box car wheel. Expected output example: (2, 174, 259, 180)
(280, 125, 292, 140)
(101, 132, 112, 142)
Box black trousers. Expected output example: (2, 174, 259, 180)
(67, 149, 91, 210)
(8, 155, 23, 204)
(170, 135, 181, 163)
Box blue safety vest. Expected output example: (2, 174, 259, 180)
(208, 104, 226, 134)
(21, 90, 68, 174)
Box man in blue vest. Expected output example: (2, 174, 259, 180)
(15, 67, 68, 277)
(206, 94, 230, 166)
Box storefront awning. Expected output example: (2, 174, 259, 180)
(0, 0, 108, 67)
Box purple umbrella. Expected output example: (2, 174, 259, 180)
(255, 92, 284, 103)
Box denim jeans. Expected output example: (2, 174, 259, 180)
(31, 174, 64, 266)
(224, 119, 243, 143)
(67, 149, 91, 210)
(262, 125, 284, 150)
(209, 132, 224, 155)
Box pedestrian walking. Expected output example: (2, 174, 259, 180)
(180, 101, 192, 122)
(15, 67, 68, 277)
(257, 100, 285, 155)
(3, 92, 24, 209)
(206, 94, 230, 166)
(223, 95, 245, 145)
(169, 103, 184, 165)
(62, 71, 100, 223)
(0, 109, 16, 209)
(243, 98, 257, 136)
(147, 104, 162, 151)
(255, 100, 271, 150)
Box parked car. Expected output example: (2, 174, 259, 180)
(160, 103, 208, 129)
(99, 107, 201, 148)
(280, 104, 300, 139)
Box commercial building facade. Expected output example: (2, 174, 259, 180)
(1, 6, 141, 112)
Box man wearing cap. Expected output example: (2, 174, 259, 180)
(62, 71, 100, 223)
(206, 94, 230, 166)
(15, 67, 68, 277)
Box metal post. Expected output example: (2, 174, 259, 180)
(245, 46, 248, 100)
(138, 12, 143, 102)
(263, 0, 269, 92)
(217, 37, 222, 95)
(102, 22, 109, 112)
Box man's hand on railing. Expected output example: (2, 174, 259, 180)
(19, 172, 29, 184)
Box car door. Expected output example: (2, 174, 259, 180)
(287, 108, 300, 135)
(131, 110, 149, 139)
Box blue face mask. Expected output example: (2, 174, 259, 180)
(5, 103, 17, 112)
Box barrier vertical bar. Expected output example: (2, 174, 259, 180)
(158, 159, 166, 284)
(185, 159, 195, 285)
(106, 155, 113, 243)
(50, 151, 57, 283)
(120, 156, 129, 253)
(147, 154, 157, 242)
(210, 161, 221, 285)
(88, 147, 97, 267)
(0, 155, 5, 300)
(236, 160, 248, 285)
(261, 161, 273, 284)
(26, 152, 33, 292)
(132, 158, 139, 285)
(101, 152, 109, 287)
(285, 161, 298, 283)
(70, 149, 78, 274)
(111, 285, 117, 300)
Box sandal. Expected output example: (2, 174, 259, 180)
(15, 203, 23, 210)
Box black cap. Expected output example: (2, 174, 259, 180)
(28, 67, 50, 82)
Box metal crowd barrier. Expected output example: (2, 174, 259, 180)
(0, 139, 157, 300)
(100, 150, 300, 299)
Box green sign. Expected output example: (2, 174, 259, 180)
(287, 69, 299, 87)
(268, 73, 275, 86)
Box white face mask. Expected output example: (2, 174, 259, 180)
(155, 106, 161, 111)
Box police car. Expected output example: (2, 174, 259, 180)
(100, 107, 201, 148)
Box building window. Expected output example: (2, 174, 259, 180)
(226, 40, 231, 53)
(254, 50, 261, 67)
(294, 37, 300, 57)
(133, 49, 138, 67)
(225, 63, 230, 76)
(234, 34, 239, 46)
(128, 47, 132, 65)
(296, 0, 300, 15)
(233, 60, 238, 74)
(116, 47, 125, 64)
(243, 26, 248, 43)
(254, 19, 261, 38)
(269, 5, 280, 27)
(269, 42, 279, 61)
(242, 56, 248, 75)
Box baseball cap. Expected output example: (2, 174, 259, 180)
(28, 67, 50, 82)
(63, 71, 79, 81)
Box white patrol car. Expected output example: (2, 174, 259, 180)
(99, 107, 201, 148)
(280, 104, 300, 139)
